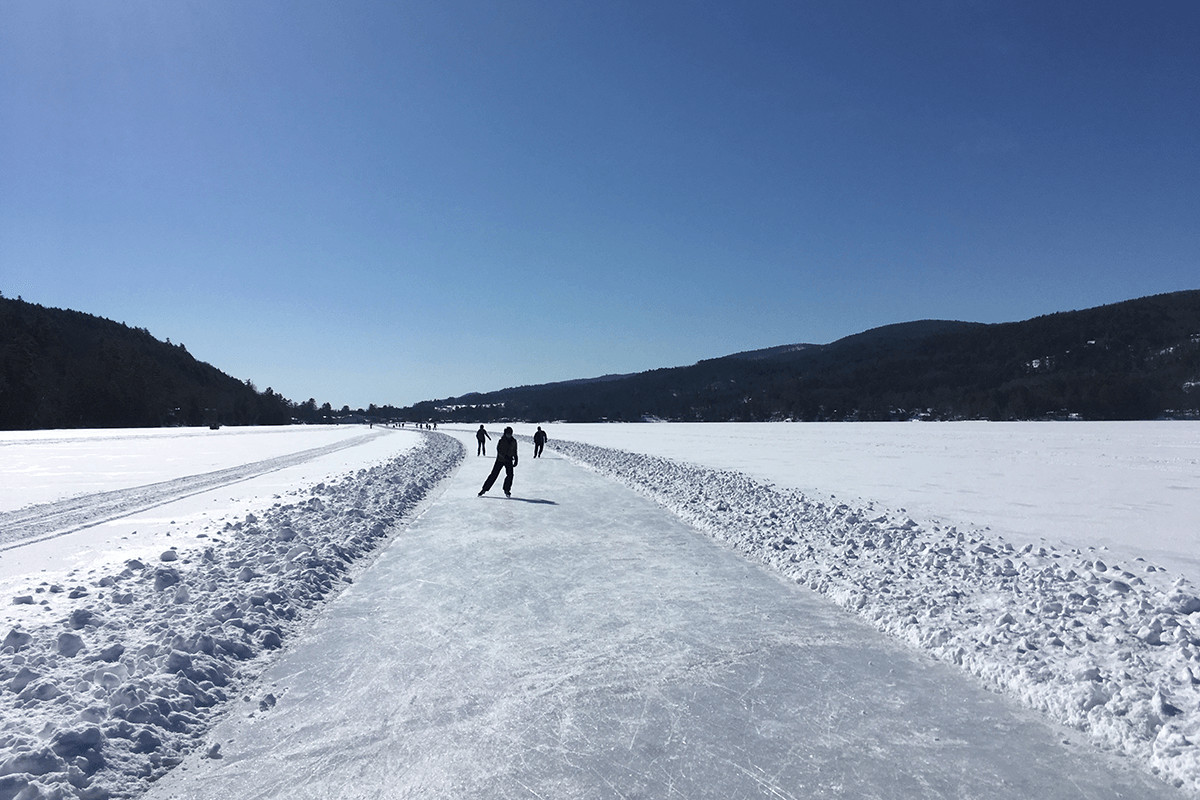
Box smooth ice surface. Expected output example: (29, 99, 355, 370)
(145, 431, 1177, 799)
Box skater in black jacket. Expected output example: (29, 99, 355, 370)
(533, 426, 547, 457)
(476, 425, 491, 456)
(479, 427, 518, 497)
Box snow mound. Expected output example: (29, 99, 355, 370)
(0, 433, 463, 800)
(549, 437, 1200, 796)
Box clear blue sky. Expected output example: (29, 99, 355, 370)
(3, 1, 1197, 409)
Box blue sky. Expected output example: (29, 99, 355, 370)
(3, 1, 1197, 409)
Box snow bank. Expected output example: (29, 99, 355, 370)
(548, 437, 1200, 795)
(537, 420, 1200, 584)
(0, 433, 463, 800)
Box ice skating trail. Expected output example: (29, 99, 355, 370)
(144, 432, 1179, 800)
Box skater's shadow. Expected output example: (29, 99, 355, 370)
(480, 496, 558, 505)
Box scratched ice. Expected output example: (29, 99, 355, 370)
(145, 430, 1177, 800)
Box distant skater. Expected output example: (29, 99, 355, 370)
(479, 427, 518, 497)
(476, 425, 491, 456)
(533, 426, 547, 458)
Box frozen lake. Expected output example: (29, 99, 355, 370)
(1, 421, 1197, 798)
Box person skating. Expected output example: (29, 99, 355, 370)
(479, 427, 518, 497)
(533, 426, 547, 458)
(476, 425, 491, 456)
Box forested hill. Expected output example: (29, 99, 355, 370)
(7, 289, 1199, 430)
(0, 296, 293, 430)
(405, 290, 1200, 423)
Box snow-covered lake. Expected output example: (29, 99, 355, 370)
(1, 421, 1197, 798)
(533, 421, 1200, 584)
(0, 426, 388, 512)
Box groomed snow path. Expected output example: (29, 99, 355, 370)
(144, 434, 1180, 800)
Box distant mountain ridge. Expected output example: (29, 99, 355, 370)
(707, 321, 984, 366)
(404, 290, 1200, 423)
(820, 319, 986, 350)
(5, 289, 1199, 429)
(721, 343, 819, 361)
(0, 295, 294, 429)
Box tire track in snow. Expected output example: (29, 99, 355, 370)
(0, 431, 389, 550)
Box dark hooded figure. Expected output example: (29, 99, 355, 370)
(479, 427, 518, 497)
(476, 425, 491, 456)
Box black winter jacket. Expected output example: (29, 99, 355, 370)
(496, 434, 518, 464)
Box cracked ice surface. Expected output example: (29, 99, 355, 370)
(2, 421, 1197, 798)
(146, 431, 1177, 799)
(547, 431, 1200, 795)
